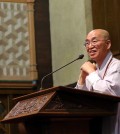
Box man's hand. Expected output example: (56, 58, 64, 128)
(81, 61, 96, 74)
(78, 61, 96, 85)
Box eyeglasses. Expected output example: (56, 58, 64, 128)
(84, 39, 107, 47)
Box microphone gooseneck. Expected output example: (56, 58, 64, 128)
(40, 54, 84, 90)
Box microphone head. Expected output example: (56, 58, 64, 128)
(78, 54, 84, 59)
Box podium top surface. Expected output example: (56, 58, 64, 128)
(14, 86, 120, 102)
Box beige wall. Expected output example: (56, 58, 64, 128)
(49, 0, 93, 86)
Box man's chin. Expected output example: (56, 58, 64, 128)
(89, 56, 96, 61)
(89, 54, 95, 58)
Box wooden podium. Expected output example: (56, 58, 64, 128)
(1, 86, 120, 134)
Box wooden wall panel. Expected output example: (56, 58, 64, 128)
(92, 0, 120, 58)
(34, 0, 53, 89)
(91, 0, 106, 28)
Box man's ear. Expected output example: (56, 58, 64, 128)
(106, 40, 111, 50)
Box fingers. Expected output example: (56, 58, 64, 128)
(81, 61, 96, 74)
(78, 61, 97, 85)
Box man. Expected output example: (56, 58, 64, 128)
(75, 29, 120, 134)
(76, 29, 120, 95)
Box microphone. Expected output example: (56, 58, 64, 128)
(40, 54, 84, 90)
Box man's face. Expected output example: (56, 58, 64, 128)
(84, 30, 110, 63)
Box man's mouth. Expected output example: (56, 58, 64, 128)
(89, 50, 97, 55)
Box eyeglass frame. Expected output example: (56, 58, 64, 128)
(84, 38, 109, 47)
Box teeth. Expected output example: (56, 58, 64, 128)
(89, 51, 96, 54)
(90, 51, 94, 53)
(90, 50, 96, 53)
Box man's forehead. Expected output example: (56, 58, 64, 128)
(86, 30, 103, 39)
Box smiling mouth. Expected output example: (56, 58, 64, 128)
(89, 50, 96, 55)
